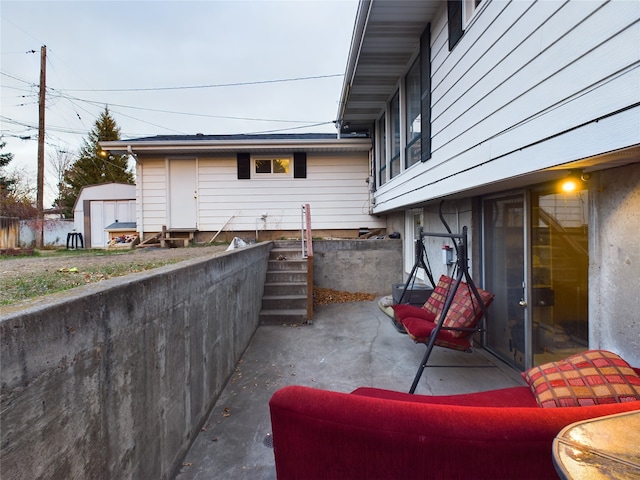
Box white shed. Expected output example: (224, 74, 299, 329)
(73, 183, 136, 248)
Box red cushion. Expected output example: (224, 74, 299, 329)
(352, 386, 539, 407)
(522, 350, 640, 407)
(392, 303, 435, 322)
(402, 316, 472, 351)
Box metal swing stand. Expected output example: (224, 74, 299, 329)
(397, 226, 436, 305)
(405, 224, 491, 394)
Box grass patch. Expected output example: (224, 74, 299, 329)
(0, 260, 176, 306)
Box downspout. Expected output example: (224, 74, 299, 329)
(127, 145, 144, 241)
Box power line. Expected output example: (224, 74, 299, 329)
(61, 73, 344, 92)
(58, 91, 323, 124)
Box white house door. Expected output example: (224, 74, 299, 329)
(169, 159, 198, 229)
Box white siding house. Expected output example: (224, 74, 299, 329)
(337, 0, 640, 369)
(100, 134, 386, 242)
(73, 183, 136, 248)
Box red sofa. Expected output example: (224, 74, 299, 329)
(269, 371, 640, 480)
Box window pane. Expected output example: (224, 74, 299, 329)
(273, 158, 290, 174)
(406, 138, 421, 167)
(390, 91, 400, 178)
(406, 59, 421, 168)
(390, 156, 400, 179)
(255, 160, 271, 173)
(390, 91, 400, 159)
(378, 114, 386, 186)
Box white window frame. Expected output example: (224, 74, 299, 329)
(464, 0, 485, 29)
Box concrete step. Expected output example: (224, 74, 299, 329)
(273, 240, 305, 249)
(268, 259, 307, 271)
(261, 294, 307, 310)
(263, 282, 307, 296)
(269, 248, 305, 261)
(259, 309, 308, 325)
(261, 241, 310, 324)
(266, 270, 308, 283)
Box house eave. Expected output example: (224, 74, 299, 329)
(100, 137, 373, 155)
(336, 0, 441, 135)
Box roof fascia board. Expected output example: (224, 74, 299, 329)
(100, 138, 372, 154)
(337, 0, 373, 126)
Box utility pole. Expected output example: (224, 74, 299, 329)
(36, 45, 46, 248)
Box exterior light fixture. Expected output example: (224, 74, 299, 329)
(559, 171, 588, 193)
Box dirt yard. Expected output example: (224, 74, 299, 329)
(1, 244, 375, 308)
(0, 245, 229, 282)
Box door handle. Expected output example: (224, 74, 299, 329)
(519, 299, 527, 308)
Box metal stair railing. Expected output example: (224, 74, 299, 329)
(301, 204, 314, 322)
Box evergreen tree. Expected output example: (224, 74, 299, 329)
(0, 140, 37, 218)
(0, 140, 15, 191)
(58, 107, 134, 217)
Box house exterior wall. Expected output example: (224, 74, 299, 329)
(137, 152, 385, 237)
(373, 0, 639, 211)
(353, 0, 639, 367)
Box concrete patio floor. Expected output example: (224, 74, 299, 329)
(175, 298, 525, 480)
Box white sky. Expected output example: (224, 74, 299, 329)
(1, 0, 358, 206)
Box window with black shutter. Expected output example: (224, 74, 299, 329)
(237, 152, 250, 179)
(293, 152, 307, 179)
(448, 0, 463, 50)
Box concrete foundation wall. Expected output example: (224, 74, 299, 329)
(589, 164, 640, 366)
(0, 243, 270, 480)
(313, 239, 403, 296)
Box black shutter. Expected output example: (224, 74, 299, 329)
(237, 153, 250, 179)
(448, 0, 464, 50)
(420, 24, 432, 162)
(293, 152, 307, 178)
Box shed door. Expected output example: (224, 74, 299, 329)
(90, 200, 136, 248)
(169, 159, 197, 229)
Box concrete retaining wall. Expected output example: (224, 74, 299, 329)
(0, 243, 270, 480)
(313, 239, 403, 296)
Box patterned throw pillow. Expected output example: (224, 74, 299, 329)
(437, 285, 494, 338)
(521, 350, 640, 408)
(424, 276, 494, 338)
(422, 275, 454, 317)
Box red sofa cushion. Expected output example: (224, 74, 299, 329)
(522, 350, 640, 407)
(352, 385, 538, 407)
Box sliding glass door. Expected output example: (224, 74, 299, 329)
(482, 187, 589, 371)
(483, 194, 527, 370)
(531, 187, 589, 365)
